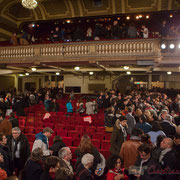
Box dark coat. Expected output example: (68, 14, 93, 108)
(135, 156, 162, 180)
(7, 133, 30, 169)
(75, 163, 95, 180)
(75, 147, 101, 172)
(160, 121, 176, 137)
(8, 117, 19, 128)
(39, 171, 53, 180)
(23, 159, 44, 180)
(110, 120, 126, 156)
(14, 99, 25, 116)
(49, 141, 66, 156)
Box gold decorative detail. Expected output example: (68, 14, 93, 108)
(21, 0, 38, 10)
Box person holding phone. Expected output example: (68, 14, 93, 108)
(107, 156, 128, 180)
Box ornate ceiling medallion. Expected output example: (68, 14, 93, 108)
(21, 0, 38, 10)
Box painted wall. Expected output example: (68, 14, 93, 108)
(64, 74, 114, 94)
(0, 76, 14, 90)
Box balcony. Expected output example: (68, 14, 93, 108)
(0, 38, 162, 64)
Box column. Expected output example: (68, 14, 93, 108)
(148, 74, 152, 89)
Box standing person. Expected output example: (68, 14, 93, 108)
(160, 20, 168, 38)
(75, 135, 101, 172)
(66, 99, 73, 115)
(85, 99, 94, 115)
(58, 147, 73, 177)
(0, 113, 12, 136)
(8, 112, 19, 128)
(32, 127, 54, 156)
(39, 156, 60, 180)
(44, 95, 51, 112)
(14, 96, 25, 116)
(23, 148, 44, 180)
(110, 116, 127, 156)
(141, 25, 149, 38)
(7, 127, 30, 176)
(120, 128, 143, 170)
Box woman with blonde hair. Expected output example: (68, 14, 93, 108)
(75, 135, 101, 171)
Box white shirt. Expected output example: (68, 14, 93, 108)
(143, 27, 149, 38)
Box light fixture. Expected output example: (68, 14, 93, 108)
(25, 73, 29, 76)
(66, 20, 71, 23)
(178, 44, 180, 49)
(139, 15, 142, 18)
(127, 71, 131, 75)
(19, 74, 24, 77)
(123, 66, 129, 70)
(146, 15, 149, 19)
(170, 14, 173, 18)
(21, 0, 38, 10)
(56, 72, 60, 75)
(89, 72, 94, 75)
(161, 44, 166, 49)
(167, 71, 172, 75)
(136, 16, 139, 19)
(74, 66, 80, 71)
(31, 67, 37, 71)
(117, 17, 120, 20)
(126, 16, 130, 20)
(169, 43, 175, 49)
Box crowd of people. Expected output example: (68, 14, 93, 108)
(0, 87, 179, 179)
(9, 17, 180, 46)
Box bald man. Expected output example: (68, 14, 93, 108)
(159, 138, 178, 180)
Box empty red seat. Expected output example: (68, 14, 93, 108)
(25, 127, 34, 134)
(67, 116, 74, 121)
(43, 118, 52, 123)
(92, 133, 104, 141)
(56, 130, 67, 137)
(99, 149, 110, 159)
(96, 127, 105, 133)
(62, 137, 72, 146)
(26, 133, 35, 142)
(70, 146, 77, 159)
(49, 135, 55, 146)
(35, 128, 43, 134)
(19, 121, 26, 126)
(18, 116, 26, 121)
(26, 121, 34, 127)
(35, 122, 43, 128)
(73, 138, 81, 147)
(91, 139, 101, 149)
(68, 131, 79, 138)
(104, 133, 112, 140)
(54, 124, 65, 130)
(101, 140, 111, 150)
(64, 125, 75, 131)
(75, 126, 84, 133)
(44, 123, 54, 129)
(86, 126, 96, 134)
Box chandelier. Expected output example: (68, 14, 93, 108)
(21, 0, 38, 10)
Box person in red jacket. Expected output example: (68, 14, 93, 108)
(107, 156, 128, 180)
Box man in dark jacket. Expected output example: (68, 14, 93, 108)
(8, 112, 19, 128)
(75, 153, 96, 180)
(7, 127, 30, 175)
(39, 156, 60, 180)
(130, 143, 162, 180)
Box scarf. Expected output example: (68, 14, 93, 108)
(11, 134, 21, 160)
(159, 148, 172, 163)
(119, 124, 127, 140)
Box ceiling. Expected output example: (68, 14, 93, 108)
(1, 0, 180, 41)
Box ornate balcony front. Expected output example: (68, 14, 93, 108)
(0, 38, 162, 64)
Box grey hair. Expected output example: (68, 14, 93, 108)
(81, 153, 94, 166)
(58, 147, 70, 159)
(165, 115, 172, 122)
(12, 127, 21, 134)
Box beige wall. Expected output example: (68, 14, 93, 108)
(0, 76, 14, 90)
(64, 74, 114, 94)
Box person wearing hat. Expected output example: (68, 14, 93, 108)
(32, 127, 54, 156)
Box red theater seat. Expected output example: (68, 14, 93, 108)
(62, 137, 72, 146)
(96, 127, 105, 133)
(99, 149, 110, 159)
(25, 127, 34, 134)
(91, 139, 101, 149)
(101, 140, 111, 150)
(35, 128, 43, 134)
(92, 133, 104, 141)
(56, 130, 67, 137)
(44, 123, 54, 129)
(73, 138, 80, 147)
(68, 131, 79, 138)
(26, 133, 35, 142)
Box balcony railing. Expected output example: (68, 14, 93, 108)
(0, 38, 161, 62)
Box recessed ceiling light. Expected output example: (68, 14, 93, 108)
(161, 44, 166, 49)
(167, 71, 172, 75)
(56, 72, 60, 75)
(126, 16, 130, 20)
(169, 44, 175, 49)
(127, 71, 131, 75)
(74, 66, 80, 71)
(124, 66, 129, 70)
(25, 73, 29, 76)
(19, 74, 24, 76)
(31, 67, 37, 71)
(89, 72, 94, 75)
(146, 15, 149, 19)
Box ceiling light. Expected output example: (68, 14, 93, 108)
(25, 73, 29, 76)
(56, 72, 60, 75)
(124, 66, 129, 70)
(139, 15, 142, 18)
(167, 71, 172, 75)
(170, 14, 173, 18)
(74, 66, 80, 71)
(146, 15, 149, 19)
(126, 16, 130, 20)
(66, 20, 71, 23)
(127, 71, 131, 75)
(169, 43, 175, 49)
(31, 67, 37, 71)
(161, 44, 166, 49)
(21, 0, 37, 9)
(19, 74, 24, 77)
(136, 16, 139, 19)
(178, 44, 180, 49)
(89, 72, 94, 75)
